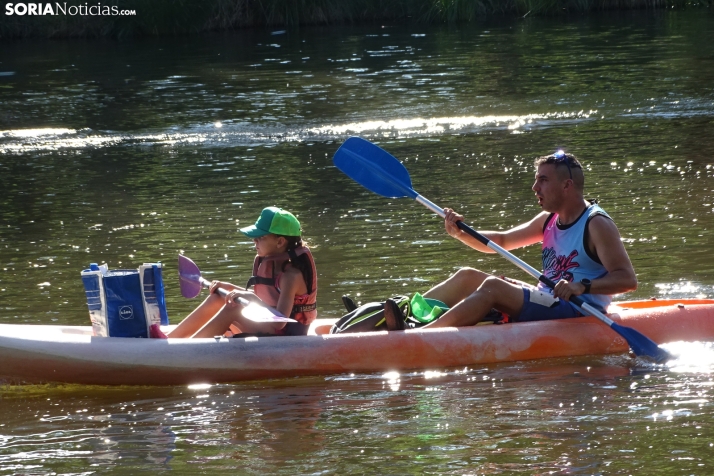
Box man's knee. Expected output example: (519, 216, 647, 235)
(477, 276, 505, 294)
(476, 277, 524, 316)
(452, 267, 485, 284)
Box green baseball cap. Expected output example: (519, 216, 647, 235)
(240, 207, 302, 238)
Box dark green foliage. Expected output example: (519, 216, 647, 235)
(0, 0, 711, 38)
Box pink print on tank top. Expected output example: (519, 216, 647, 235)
(542, 247, 580, 282)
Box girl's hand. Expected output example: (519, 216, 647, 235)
(209, 281, 222, 294)
(225, 290, 244, 308)
(210, 281, 245, 294)
(224, 290, 259, 308)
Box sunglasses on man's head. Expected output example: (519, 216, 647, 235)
(553, 150, 573, 179)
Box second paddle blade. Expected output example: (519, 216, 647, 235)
(611, 321, 672, 363)
(178, 255, 203, 299)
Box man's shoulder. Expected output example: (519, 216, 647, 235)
(587, 212, 620, 237)
(587, 202, 612, 219)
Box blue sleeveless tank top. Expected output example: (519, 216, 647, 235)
(539, 204, 612, 312)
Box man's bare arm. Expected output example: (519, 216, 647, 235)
(553, 215, 638, 301)
(586, 215, 638, 295)
(443, 209, 550, 253)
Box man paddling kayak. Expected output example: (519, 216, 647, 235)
(385, 151, 637, 329)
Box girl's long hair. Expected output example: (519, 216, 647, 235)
(279, 235, 314, 294)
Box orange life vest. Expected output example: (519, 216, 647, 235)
(245, 246, 317, 325)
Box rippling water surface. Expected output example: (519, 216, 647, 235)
(1, 356, 713, 474)
(1, 9, 714, 474)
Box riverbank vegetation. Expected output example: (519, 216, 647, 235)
(1, 0, 712, 38)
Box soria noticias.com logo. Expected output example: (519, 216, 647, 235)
(4, 3, 137, 16)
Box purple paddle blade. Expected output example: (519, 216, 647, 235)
(178, 255, 203, 299)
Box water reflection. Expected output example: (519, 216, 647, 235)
(1, 356, 713, 472)
(0, 111, 596, 153)
(664, 341, 714, 374)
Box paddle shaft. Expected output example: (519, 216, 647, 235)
(196, 276, 230, 297)
(414, 195, 615, 326)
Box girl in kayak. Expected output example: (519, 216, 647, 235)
(166, 207, 317, 338)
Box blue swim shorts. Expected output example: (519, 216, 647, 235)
(512, 284, 581, 322)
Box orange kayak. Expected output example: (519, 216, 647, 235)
(0, 299, 712, 386)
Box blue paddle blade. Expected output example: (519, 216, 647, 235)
(610, 321, 672, 363)
(333, 137, 418, 199)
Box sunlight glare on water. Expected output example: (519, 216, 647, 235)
(657, 282, 713, 300)
(0, 128, 75, 138)
(664, 342, 714, 373)
(0, 111, 595, 153)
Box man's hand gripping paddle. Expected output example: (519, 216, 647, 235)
(333, 136, 671, 363)
(178, 255, 296, 323)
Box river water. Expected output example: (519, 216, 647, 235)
(1, 9, 714, 474)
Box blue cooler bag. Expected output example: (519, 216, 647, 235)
(81, 263, 169, 337)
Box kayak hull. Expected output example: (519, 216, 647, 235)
(1, 299, 713, 386)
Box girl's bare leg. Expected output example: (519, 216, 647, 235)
(191, 305, 284, 338)
(167, 293, 226, 338)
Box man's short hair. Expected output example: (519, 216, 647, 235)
(534, 151, 583, 172)
(534, 151, 584, 188)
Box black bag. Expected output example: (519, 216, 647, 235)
(330, 295, 508, 334)
(329, 295, 411, 334)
